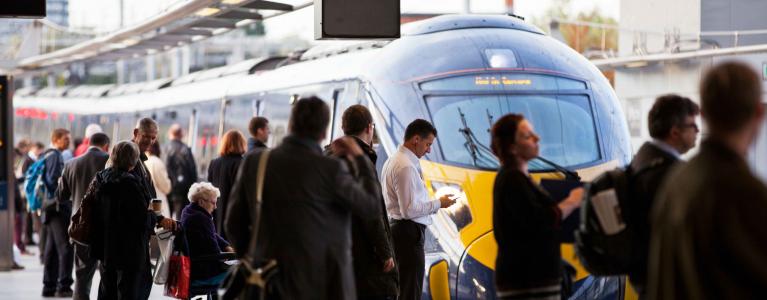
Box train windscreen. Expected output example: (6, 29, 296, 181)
(426, 94, 600, 171)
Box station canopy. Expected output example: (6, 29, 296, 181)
(16, 0, 308, 73)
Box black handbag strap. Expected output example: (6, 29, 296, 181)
(245, 149, 270, 265)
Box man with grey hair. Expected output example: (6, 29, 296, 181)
(131, 118, 159, 199)
(165, 123, 198, 218)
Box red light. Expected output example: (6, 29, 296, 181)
(68, 114, 75, 122)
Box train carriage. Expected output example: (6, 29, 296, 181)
(15, 14, 633, 300)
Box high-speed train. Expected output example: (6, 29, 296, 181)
(14, 14, 634, 299)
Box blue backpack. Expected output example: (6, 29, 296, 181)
(24, 151, 53, 211)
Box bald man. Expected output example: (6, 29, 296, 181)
(164, 124, 198, 218)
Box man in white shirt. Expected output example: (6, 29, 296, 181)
(381, 119, 455, 300)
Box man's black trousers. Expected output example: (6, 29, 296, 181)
(42, 213, 74, 293)
(390, 219, 426, 300)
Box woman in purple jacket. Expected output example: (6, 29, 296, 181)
(180, 182, 234, 283)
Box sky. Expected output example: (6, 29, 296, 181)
(68, 0, 620, 33)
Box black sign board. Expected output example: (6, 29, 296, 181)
(0, 1, 46, 18)
(314, 0, 400, 39)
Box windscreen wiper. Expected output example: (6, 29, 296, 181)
(457, 107, 497, 167)
(534, 156, 581, 181)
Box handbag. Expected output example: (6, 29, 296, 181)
(221, 150, 281, 300)
(153, 229, 175, 285)
(165, 227, 191, 299)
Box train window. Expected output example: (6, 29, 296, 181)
(419, 73, 586, 91)
(426, 94, 599, 170)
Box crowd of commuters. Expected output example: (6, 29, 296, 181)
(7, 61, 767, 300)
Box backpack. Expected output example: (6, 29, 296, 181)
(574, 159, 670, 276)
(24, 151, 53, 211)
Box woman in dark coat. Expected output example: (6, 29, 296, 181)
(91, 141, 176, 300)
(490, 114, 583, 300)
(206, 129, 246, 239)
(180, 182, 233, 283)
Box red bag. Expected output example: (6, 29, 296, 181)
(164, 251, 190, 299)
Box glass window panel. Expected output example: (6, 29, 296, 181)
(426, 94, 599, 170)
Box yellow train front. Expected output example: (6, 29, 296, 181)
(362, 15, 634, 299)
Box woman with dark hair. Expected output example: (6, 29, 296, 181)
(206, 129, 246, 238)
(490, 114, 583, 300)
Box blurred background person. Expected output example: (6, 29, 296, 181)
(490, 114, 583, 300)
(165, 124, 198, 219)
(206, 129, 246, 239)
(13, 139, 34, 256)
(74, 124, 104, 157)
(247, 116, 270, 152)
(145, 142, 172, 217)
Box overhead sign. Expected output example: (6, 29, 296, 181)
(0, 0, 46, 18)
(314, 0, 400, 39)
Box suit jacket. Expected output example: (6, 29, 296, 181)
(56, 147, 109, 216)
(627, 142, 678, 289)
(165, 139, 198, 199)
(225, 135, 381, 300)
(649, 139, 767, 299)
(207, 154, 242, 238)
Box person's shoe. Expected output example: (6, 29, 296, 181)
(11, 262, 24, 270)
(42, 290, 55, 297)
(54, 289, 73, 297)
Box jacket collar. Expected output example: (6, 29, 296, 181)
(284, 135, 322, 154)
(650, 139, 682, 159)
(189, 202, 212, 218)
(350, 135, 377, 164)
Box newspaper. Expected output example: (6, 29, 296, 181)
(591, 189, 626, 235)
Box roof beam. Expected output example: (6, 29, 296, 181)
(242, 0, 293, 11)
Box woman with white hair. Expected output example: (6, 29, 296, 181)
(180, 182, 234, 284)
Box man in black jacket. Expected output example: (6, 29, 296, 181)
(628, 94, 699, 297)
(55, 133, 110, 300)
(325, 105, 399, 299)
(226, 97, 382, 300)
(247, 116, 270, 152)
(41, 128, 73, 298)
(649, 62, 767, 299)
(165, 123, 197, 218)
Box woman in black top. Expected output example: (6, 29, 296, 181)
(206, 130, 246, 239)
(490, 114, 583, 300)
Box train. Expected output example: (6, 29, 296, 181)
(14, 14, 634, 300)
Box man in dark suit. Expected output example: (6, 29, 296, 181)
(165, 123, 197, 218)
(649, 62, 767, 299)
(226, 97, 381, 300)
(627, 95, 699, 297)
(41, 128, 72, 298)
(55, 133, 110, 300)
(325, 105, 398, 300)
